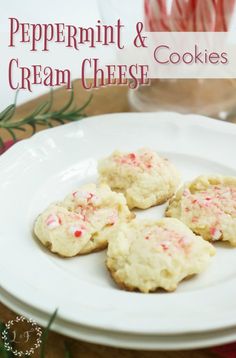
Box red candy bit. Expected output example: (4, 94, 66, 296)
(58, 217, 62, 225)
(192, 199, 198, 204)
(210, 227, 216, 236)
(185, 207, 190, 212)
(145, 236, 149, 240)
(128, 153, 136, 160)
(205, 197, 212, 201)
(161, 243, 168, 251)
(74, 230, 82, 238)
(118, 152, 140, 166)
(72, 192, 78, 198)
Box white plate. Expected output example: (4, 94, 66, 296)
(2, 286, 236, 351)
(1, 112, 236, 336)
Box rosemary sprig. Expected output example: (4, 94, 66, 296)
(0, 88, 92, 151)
(40, 308, 58, 358)
(64, 341, 73, 358)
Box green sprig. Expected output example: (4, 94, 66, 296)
(40, 308, 58, 358)
(0, 88, 92, 150)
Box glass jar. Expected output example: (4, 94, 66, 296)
(129, 79, 236, 120)
(98, 0, 236, 120)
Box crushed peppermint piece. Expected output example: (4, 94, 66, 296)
(210, 227, 222, 241)
(161, 243, 169, 251)
(81, 191, 90, 200)
(143, 226, 191, 254)
(74, 212, 86, 221)
(183, 189, 190, 196)
(72, 190, 99, 205)
(46, 214, 61, 230)
(115, 150, 157, 170)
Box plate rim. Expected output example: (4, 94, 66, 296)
(2, 286, 236, 351)
(1, 111, 236, 335)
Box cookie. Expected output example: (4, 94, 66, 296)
(34, 183, 133, 257)
(98, 148, 180, 209)
(34, 204, 92, 257)
(106, 218, 215, 293)
(166, 175, 236, 246)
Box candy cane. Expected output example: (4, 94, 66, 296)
(194, 0, 235, 31)
(145, 0, 163, 31)
(195, 0, 216, 31)
(155, 0, 170, 30)
(205, 0, 217, 31)
(144, 0, 154, 30)
(221, 0, 236, 31)
(170, 0, 188, 31)
(144, 0, 170, 31)
(144, 0, 236, 32)
(185, 0, 197, 31)
(215, 0, 226, 30)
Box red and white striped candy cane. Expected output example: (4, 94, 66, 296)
(170, 0, 188, 31)
(144, 0, 170, 31)
(215, 0, 236, 31)
(195, 0, 216, 31)
(184, 0, 197, 31)
(144, 0, 236, 32)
